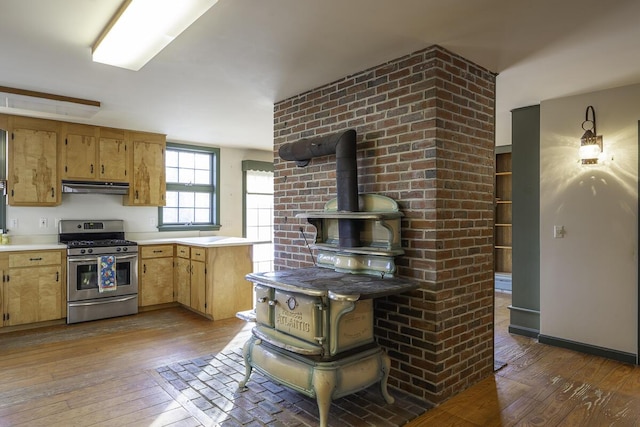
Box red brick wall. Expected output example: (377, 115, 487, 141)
(273, 45, 495, 404)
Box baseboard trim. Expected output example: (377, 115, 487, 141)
(508, 324, 539, 338)
(538, 334, 638, 365)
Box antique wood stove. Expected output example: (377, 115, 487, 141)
(238, 130, 419, 426)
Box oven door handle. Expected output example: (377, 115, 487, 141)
(68, 254, 138, 264)
(68, 295, 137, 307)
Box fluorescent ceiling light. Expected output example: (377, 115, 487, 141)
(0, 86, 100, 119)
(92, 0, 218, 71)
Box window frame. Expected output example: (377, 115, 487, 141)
(242, 160, 274, 273)
(0, 130, 5, 232)
(158, 143, 220, 232)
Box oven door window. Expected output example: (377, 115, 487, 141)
(75, 261, 132, 291)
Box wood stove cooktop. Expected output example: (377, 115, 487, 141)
(247, 267, 420, 300)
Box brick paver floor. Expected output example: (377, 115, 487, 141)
(156, 348, 430, 426)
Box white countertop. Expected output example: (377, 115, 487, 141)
(0, 236, 254, 252)
(0, 243, 67, 252)
(136, 236, 256, 248)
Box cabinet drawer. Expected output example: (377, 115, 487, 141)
(141, 245, 174, 258)
(191, 247, 206, 262)
(176, 245, 190, 259)
(9, 251, 61, 268)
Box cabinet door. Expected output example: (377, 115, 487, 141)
(61, 123, 98, 180)
(140, 257, 174, 306)
(99, 135, 128, 182)
(128, 133, 166, 206)
(190, 260, 206, 313)
(37, 266, 63, 322)
(6, 271, 38, 325)
(6, 266, 61, 326)
(9, 125, 58, 206)
(174, 257, 191, 306)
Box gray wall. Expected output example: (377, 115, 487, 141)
(510, 105, 540, 336)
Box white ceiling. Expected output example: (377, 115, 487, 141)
(1, 0, 640, 151)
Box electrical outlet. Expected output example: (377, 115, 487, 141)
(149, 217, 156, 226)
(10, 219, 18, 230)
(39, 217, 48, 228)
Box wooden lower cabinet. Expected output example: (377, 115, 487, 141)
(139, 245, 174, 306)
(190, 250, 206, 314)
(172, 244, 253, 320)
(174, 245, 208, 315)
(207, 245, 253, 320)
(2, 250, 64, 327)
(174, 255, 191, 306)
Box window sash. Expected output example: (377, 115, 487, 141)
(159, 143, 220, 231)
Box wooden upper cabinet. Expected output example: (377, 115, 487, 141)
(61, 125, 129, 183)
(2, 113, 164, 207)
(98, 128, 129, 182)
(7, 116, 60, 206)
(60, 123, 98, 180)
(126, 132, 166, 206)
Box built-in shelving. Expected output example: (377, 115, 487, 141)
(495, 150, 512, 275)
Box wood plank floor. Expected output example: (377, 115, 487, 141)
(0, 308, 253, 427)
(406, 292, 640, 426)
(1, 294, 639, 426)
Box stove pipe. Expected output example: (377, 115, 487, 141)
(279, 129, 360, 248)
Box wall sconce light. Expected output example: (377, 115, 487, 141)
(579, 105, 603, 165)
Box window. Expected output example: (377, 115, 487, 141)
(243, 161, 274, 272)
(158, 143, 220, 231)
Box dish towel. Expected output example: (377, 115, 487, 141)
(98, 255, 117, 293)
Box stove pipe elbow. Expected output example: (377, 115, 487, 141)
(279, 129, 360, 248)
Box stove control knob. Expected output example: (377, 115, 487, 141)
(122, 247, 128, 252)
(268, 300, 278, 306)
(80, 249, 86, 254)
(88, 249, 93, 254)
(257, 297, 267, 303)
(116, 247, 122, 252)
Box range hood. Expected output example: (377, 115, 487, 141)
(61, 181, 129, 195)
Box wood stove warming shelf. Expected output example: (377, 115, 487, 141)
(238, 130, 420, 427)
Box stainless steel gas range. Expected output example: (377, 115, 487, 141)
(59, 219, 138, 324)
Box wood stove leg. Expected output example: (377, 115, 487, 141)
(312, 368, 336, 427)
(380, 351, 395, 404)
(238, 338, 256, 390)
